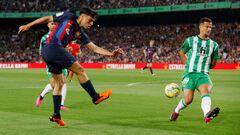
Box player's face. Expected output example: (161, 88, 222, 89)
(150, 40, 154, 47)
(48, 22, 56, 31)
(199, 22, 212, 37)
(79, 14, 95, 29)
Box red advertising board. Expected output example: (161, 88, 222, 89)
(0, 62, 239, 70)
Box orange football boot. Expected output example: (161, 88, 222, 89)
(49, 115, 65, 126)
(93, 89, 112, 104)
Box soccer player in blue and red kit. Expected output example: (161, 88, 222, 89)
(19, 7, 123, 126)
(142, 39, 157, 76)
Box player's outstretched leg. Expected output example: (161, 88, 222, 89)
(170, 90, 193, 121)
(170, 99, 187, 121)
(81, 80, 112, 104)
(69, 62, 112, 104)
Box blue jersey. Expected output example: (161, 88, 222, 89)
(145, 47, 156, 60)
(46, 11, 90, 47)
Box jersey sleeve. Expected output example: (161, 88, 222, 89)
(53, 11, 75, 22)
(212, 42, 220, 60)
(181, 38, 191, 53)
(77, 31, 90, 45)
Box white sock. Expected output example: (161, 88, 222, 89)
(201, 94, 211, 117)
(40, 84, 52, 97)
(175, 99, 187, 113)
(61, 83, 67, 106)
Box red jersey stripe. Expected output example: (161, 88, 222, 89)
(59, 20, 73, 42)
(46, 23, 59, 45)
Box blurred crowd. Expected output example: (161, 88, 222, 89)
(0, 0, 237, 11)
(0, 22, 239, 63)
(0, 28, 45, 62)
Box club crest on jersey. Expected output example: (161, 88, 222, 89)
(199, 47, 207, 56)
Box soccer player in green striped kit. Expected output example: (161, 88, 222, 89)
(170, 17, 220, 123)
(36, 21, 69, 110)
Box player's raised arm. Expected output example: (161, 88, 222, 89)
(86, 42, 123, 57)
(18, 16, 53, 33)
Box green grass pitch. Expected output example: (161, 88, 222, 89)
(0, 69, 239, 135)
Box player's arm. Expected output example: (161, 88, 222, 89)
(18, 16, 53, 33)
(179, 38, 191, 64)
(65, 45, 73, 53)
(153, 48, 157, 58)
(210, 43, 220, 69)
(86, 42, 123, 57)
(179, 50, 187, 64)
(210, 60, 218, 69)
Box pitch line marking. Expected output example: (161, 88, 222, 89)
(127, 81, 167, 86)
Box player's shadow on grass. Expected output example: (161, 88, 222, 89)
(104, 115, 208, 134)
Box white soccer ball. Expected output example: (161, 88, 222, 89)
(164, 83, 181, 98)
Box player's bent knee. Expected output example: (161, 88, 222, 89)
(74, 68, 85, 75)
(71, 65, 85, 75)
(185, 100, 193, 105)
(184, 96, 193, 105)
(199, 85, 212, 95)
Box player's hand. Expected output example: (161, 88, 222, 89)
(112, 48, 124, 57)
(66, 46, 73, 53)
(18, 25, 30, 34)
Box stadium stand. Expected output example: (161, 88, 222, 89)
(0, 23, 239, 63)
(0, 1, 239, 63)
(0, 0, 237, 11)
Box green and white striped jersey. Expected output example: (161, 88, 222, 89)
(39, 32, 50, 55)
(181, 35, 220, 76)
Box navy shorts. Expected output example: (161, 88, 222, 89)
(42, 45, 76, 74)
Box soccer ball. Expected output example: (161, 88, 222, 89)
(164, 83, 181, 98)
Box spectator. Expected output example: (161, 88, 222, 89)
(0, 0, 234, 12)
(0, 22, 239, 63)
